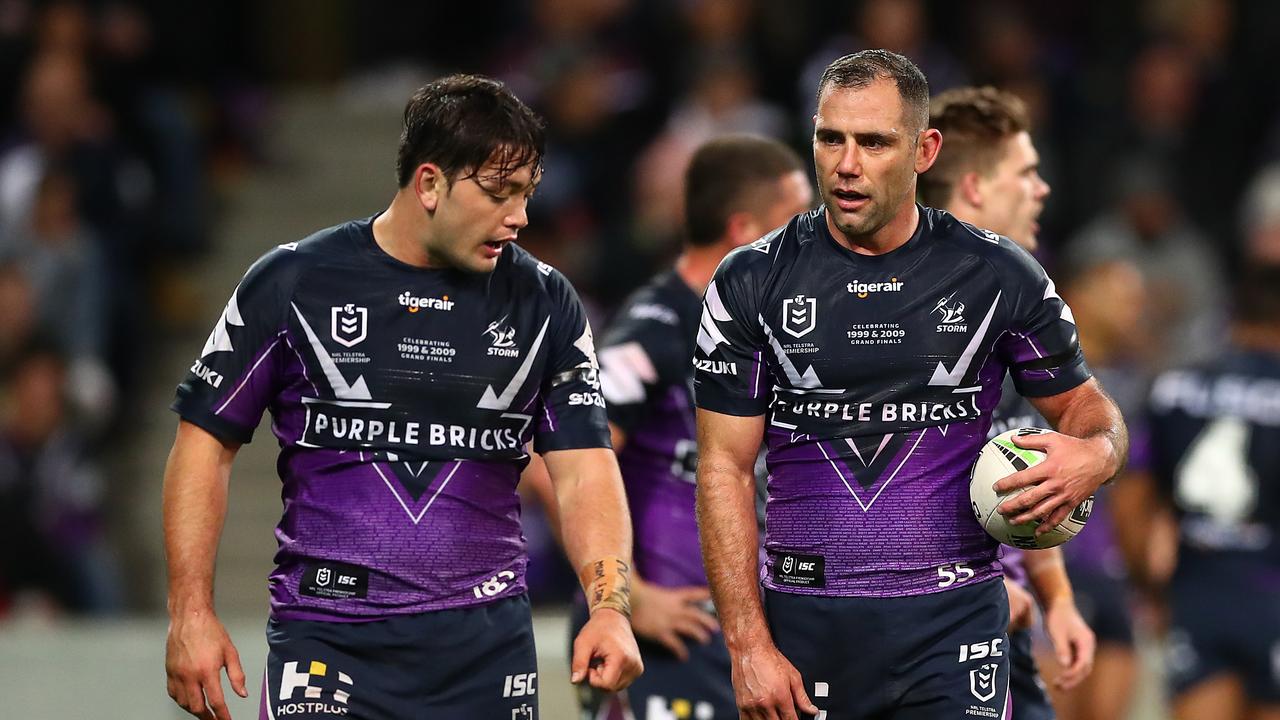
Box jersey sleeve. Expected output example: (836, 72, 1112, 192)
(693, 250, 769, 416)
(533, 271, 612, 453)
(994, 244, 1092, 398)
(597, 303, 688, 436)
(171, 246, 295, 444)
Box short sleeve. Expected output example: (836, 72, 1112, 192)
(693, 251, 769, 416)
(994, 245, 1091, 398)
(171, 247, 294, 443)
(533, 271, 612, 453)
(597, 302, 688, 436)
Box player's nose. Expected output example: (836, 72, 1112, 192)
(836, 145, 862, 176)
(505, 200, 529, 230)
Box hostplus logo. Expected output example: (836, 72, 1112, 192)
(276, 660, 353, 716)
(398, 291, 455, 313)
(846, 277, 904, 298)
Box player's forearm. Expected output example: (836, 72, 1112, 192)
(696, 462, 768, 653)
(550, 449, 633, 577)
(1023, 548, 1074, 609)
(163, 422, 237, 616)
(1047, 383, 1128, 481)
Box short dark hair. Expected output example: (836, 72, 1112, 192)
(816, 49, 930, 132)
(684, 135, 805, 247)
(396, 74, 546, 188)
(919, 86, 1030, 208)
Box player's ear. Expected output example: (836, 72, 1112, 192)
(959, 171, 984, 209)
(915, 127, 942, 173)
(724, 210, 760, 248)
(414, 163, 447, 212)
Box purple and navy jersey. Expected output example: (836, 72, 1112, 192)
(1147, 349, 1280, 586)
(693, 206, 1090, 597)
(172, 216, 609, 621)
(597, 270, 706, 588)
(988, 377, 1046, 588)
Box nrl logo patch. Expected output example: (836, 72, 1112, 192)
(782, 295, 817, 338)
(969, 662, 999, 702)
(331, 304, 368, 348)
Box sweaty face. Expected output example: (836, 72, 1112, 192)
(976, 132, 1050, 252)
(427, 158, 539, 274)
(813, 79, 923, 243)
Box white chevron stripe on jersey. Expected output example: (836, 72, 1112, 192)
(929, 291, 1001, 387)
(478, 317, 550, 411)
(292, 303, 372, 400)
(762, 319, 823, 389)
(201, 286, 244, 356)
(696, 280, 733, 355)
(599, 342, 657, 405)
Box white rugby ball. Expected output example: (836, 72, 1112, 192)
(969, 428, 1093, 550)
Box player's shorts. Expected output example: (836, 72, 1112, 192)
(1065, 563, 1134, 647)
(764, 578, 1011, 719)
(260, 594, 538, 719)
(1008, 628, 1055, 720)
(570, 599, 736, 720)
(1165, 565, 1280, 703)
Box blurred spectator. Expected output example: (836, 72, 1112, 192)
(1, 166, 115, 426)
(0, 338, 122, 617)
(1240, 163, 1280, 265)
(631, 53, 789, 253)
(0, 261, 34, 365)
(1065, 158, 1226, 370)
(797, 0, 967, 121)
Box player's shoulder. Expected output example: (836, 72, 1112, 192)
(604, 270, 695, 345)
(236, 218, 366, 296)
(717, 207, 821, 281)
(923, 207, 1048, 295)
(922, 206, 1029, 265)
(498, 242, 560, 285)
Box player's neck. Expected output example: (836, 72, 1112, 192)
(373, 193, 437, 268)
(828, 202, 919, 256)
(675, 242, 731, 294)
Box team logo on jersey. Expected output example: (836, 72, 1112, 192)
(331, 304, 368, 347)
(968, 662, 999, 702)
(846, 277, 904, 298)
(932, 292, 968, 333)
(782, 295, 817, 338)
(276, 660, 353, 716)
(484, 316, 519, 357)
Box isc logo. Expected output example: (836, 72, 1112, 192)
(502, 673, 537, 698)
(958, 638, 1004, 662)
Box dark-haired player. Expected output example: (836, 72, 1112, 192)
(923, 85, 1101, 720)
(1145, 266, 1280, 720)
(694, 50, 1127, 719)
(574, 135, 811, 719)
(162, 74, 641, 720)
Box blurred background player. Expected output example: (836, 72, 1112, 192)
(694, 50, 1126, 719)
(526, 134, 812, 719)
(1143, 265, 1280, 720)
(922, 85, 1104, 720)
(162, 75, 640, 720)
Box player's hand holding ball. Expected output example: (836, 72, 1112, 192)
(971, 428, 1112, 546)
